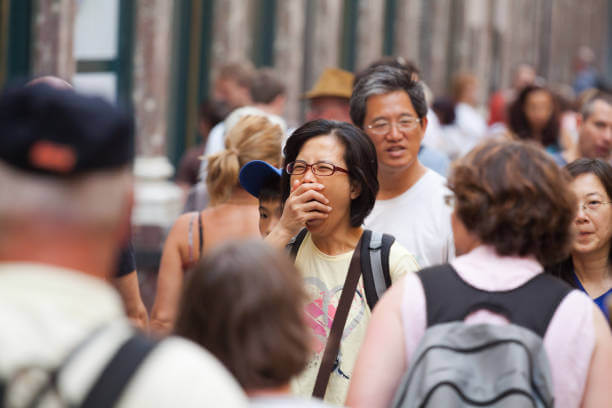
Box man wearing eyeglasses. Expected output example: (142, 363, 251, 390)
(555, 92, 612, 166)
(349, 65, 455, 267)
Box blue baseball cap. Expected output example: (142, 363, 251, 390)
(239, 160, 282, 198)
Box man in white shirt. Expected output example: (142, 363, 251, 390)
(0, 84, 246, 407)
(350, 65, 454, 267)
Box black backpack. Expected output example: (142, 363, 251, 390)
(391, 264, 573, 408)
(288, 228, 395, 310)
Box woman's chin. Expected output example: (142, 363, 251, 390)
(305, 218, 325, 231)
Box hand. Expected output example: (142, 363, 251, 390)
(264, 180, 333, 249)
(279, 179, 332, 236)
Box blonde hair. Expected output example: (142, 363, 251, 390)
(206, 115, 283, 205)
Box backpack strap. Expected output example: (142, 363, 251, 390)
(380, 233, 394, 287)
(360, 230, 395, 310)
(79, 332, 157, 408)
(418, 264, 573, 337)
(21, 324, 112, 408)
(10, 325, 156, 408)
(287, 228, 308, 260)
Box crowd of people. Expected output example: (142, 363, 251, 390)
(1, 51, 611, 408)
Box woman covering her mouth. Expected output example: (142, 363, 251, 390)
(265, 119, 420, 405)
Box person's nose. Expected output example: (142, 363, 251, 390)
(575, 204, 589, 224)
(603, 125, 612, 143)
(302, 165, 318, 183)
(385, 122, 403, 142)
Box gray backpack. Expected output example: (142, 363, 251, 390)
(288, 228, 395, 310)
(392, 264, 572, 408)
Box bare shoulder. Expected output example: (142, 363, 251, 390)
(593, 307, 612, 346)
(168, 212, 200, 242)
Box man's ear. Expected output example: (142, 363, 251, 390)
(350, 180, 362, 200)
(420, 114, 429, 133)
(416, 114, 428, 144)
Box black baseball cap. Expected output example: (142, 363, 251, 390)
(0, 83, 134, 177)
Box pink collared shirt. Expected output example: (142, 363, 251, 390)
(401, 245, 595, 408)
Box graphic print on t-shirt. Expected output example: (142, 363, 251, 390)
(303, 276, 366, 379)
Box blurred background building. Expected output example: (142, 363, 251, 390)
(2, 0, 611, 162)
(1, 0, 611, 304)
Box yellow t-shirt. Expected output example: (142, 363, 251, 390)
(291, 232, 420, 405)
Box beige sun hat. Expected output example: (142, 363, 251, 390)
(303, 67, 354, 99)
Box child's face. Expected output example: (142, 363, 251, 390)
(259, 198, 282, 237)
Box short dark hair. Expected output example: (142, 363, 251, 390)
(259, 175, 281, 203)
(432, 97, 456, 125)
(546, 158, 612, 284)
(350, 65, 427, 129)
(353, 56, 420, 86)
(281, 120, 378, 227)
(580, 92, 612, 120)
(508, 84, 560, 148)
(197, 100, 224, 128)
(449, 139, 576, 266)
(566, 158, 612, 206)
(250, 68, 286, 104)
(174, 240, 311, 391)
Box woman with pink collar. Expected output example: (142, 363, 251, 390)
(347, 140, 612, 408)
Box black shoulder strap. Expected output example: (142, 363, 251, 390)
(21, 324, 111, 408)
(418, 264, 573, 337)
(11, 327, 156, 408)
(287, 228, 308, 261)
(360, 230, 395, 310)
(79, 333, 157, 408)
(380, 233, 394, 287)
(0, 380, 4, 408)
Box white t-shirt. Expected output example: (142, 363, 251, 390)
(455, 102, 487, 148)
(290, 232, 419, 405)
(0, 263, 247, 408)
(364, 169, 455, 268)
(422, 110, 443, 150)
